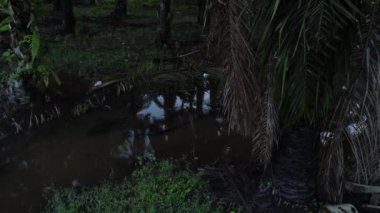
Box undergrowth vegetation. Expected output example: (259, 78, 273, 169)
(39, 0, 200, 80)
(45, 161, 222, 213)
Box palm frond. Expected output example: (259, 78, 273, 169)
(208, 0, 279, 165)
(319, 2, 380, 202)
(269, 0, 358, 125)
(208, 0, 259, 136)
(252, 76, 279, 165)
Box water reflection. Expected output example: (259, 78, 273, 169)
(137, 96, 165, 123)
(116, 140, 133, 159)
(143, 129, 155, 160)
(0, 80, 30, 120)
(0, 80, 251, 213)
(114, 129, 136, 160)
(137, 88, 213, 123)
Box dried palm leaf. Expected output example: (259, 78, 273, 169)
(320, 3, 380, 202)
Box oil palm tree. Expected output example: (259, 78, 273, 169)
(62, 0, 75, 34)
(208, 0, 380, 204)
(111, 0, 128, 18)
(158, 0, 172, 45)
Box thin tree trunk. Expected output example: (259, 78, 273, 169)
(53, 0, 61, 11)
(209, 78, 219, 112)
(61, 0, 75, 34)
(163, 88, 176, 118)
(157, 0, 172, 46)
(196, 85, 205, 114)
(198, 0, 206, 25)
(88, 0, 96, 6)
(112, 0, 127, 17)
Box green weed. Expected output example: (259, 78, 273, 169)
(45, 161, 222, 213)
(38, 0, 200, 81)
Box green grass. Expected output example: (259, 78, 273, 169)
(40, 0, 201, 81)
(45, 161, 222, 213)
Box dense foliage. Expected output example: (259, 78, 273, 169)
(46, 161, 221, 213)
(210, 0, 380, 202)
(0, 0, 59, 86)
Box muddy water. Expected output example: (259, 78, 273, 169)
(0, 86, 251, 212)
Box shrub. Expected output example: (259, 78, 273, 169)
(45, 161, 221, 213)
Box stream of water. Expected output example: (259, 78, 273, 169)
(0, 81, 251, 212)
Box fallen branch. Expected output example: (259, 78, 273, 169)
(153, 50, 200, 63)
(345, 181, 380, 194)
(88, 79, 127, 93)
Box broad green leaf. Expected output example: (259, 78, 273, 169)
(31, 29, 40, 64)
(0, 17, 9, 32)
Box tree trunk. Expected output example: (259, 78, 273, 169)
(196, 85, 205, 114)
(163, 88, 176, 118)
(61, 0, 75, 34)
(209, 78, 219, 112)
(53, 0, 61, 11)
(157, 0, 172, 46)
(255, 125, 317, 210)
(112, 0, 127, 18)
(197, 0, 206, 25)
(88, 0, 96, 6)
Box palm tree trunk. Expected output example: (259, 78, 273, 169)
(255, 125, 317, 209)
(112, 0, 127, 17)
(163, 88, 176, 118)
(157, 0, 172, 46)
(273, 127, 317, 201)
(196, 85, 205, 114)
(62, 0, 75, 34)
(198, 0, 206, 25)
(53, 0, 61, 11)
(88, 0, 96, 6)
(209, 78, 219, 112)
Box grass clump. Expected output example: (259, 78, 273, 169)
(45, 161, 221, 213)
